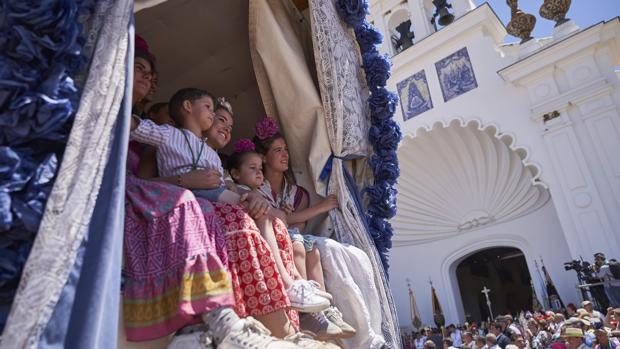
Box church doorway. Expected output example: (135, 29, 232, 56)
(456, 247, 533, 322)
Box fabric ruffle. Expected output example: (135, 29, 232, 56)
(0, 0, 96, 330)
(122, 253, 234, 341)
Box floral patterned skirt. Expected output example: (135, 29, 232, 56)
(213, 202, 299, 328)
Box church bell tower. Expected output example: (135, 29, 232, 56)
(368, 0, 475, 56)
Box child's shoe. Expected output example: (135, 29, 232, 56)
(305, 280, 333, 303)
(323, 306, 356, 339)
(299, 312, 343, 341)
(287, 280, 330, 313)
(284, 331, 341, 349)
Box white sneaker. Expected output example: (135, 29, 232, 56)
(299, 312, 343, 341)
(305, 280, 333, 303)
(166, 331, 214, 349)
(323, 306, 356, 339)
(287, 280, 330, 313)
(284, 331, 341, 349)
(215, 316, 300, 349)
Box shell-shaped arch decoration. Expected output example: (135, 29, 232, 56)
(392, 119, 550, 247)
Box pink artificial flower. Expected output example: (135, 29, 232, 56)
(136, 34, 150, 54)
(234, 138, 256, 153)
(254, 117, 279, 140)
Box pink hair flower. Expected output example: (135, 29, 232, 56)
(234, 138, 256, 153)
(254, 117, 279, 140)
(135, 34, 150, 54)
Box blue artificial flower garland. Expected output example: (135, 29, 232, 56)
(0, 0, 94, 330)
(336, 0, 402, 272)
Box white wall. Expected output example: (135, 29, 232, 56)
(389, 200, 578, 328)
(389, 8, 551, 183)
(370, 2, 620, 328)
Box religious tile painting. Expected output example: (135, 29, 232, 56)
(397, 69, 433, 121)
(435, 47, 478, 102)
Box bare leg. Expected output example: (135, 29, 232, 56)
(292, 241, 307, 279)
(254, 310, 296, 338)
(255, 216, 295, 287)
(306, 247, 326, 291)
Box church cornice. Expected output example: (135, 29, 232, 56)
(498, 17, 620, 83)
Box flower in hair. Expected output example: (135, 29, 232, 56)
(234, 138, 256, 153)
(136, 34, 150, 54)
(254, 117, 279, 140)
(217, 97, 233, 114)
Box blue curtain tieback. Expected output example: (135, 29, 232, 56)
(319, 154, 352, 182)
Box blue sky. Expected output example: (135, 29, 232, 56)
(477, 0, 620, 41)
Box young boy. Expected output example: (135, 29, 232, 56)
(130, 88, 240, 203)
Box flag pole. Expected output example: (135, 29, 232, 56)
(408, 278, 422, 330)
(430, 278, 445, 335)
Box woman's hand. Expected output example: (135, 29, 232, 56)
(269, 208, 288, 226)
(225, 180, 238, 192)
(181, 170, 221, 189)
(244, 192, 271, 219)
(281, 203, 294, 216)
(317, 194, 338, 213)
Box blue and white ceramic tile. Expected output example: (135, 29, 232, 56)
(435, 47, 478, 102)
(397, 69, 433, 121)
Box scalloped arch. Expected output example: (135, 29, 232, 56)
(392, 119, 549, 247)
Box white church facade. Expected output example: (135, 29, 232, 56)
(369, 0, 620, 328)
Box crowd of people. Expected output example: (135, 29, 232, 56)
(402, 304, 620, 349)
(121, 35, 385, 349)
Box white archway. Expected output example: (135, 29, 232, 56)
(438, 234, 544, 322)
(387, 7, 414, 53)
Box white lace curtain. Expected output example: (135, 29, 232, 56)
(249, 0, 401, 347)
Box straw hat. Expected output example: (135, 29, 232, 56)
(562, 328, 584, 338)
(566, 317, 591, 327)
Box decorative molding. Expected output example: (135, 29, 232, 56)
(393, 119, 549, 247)
(531, 78, 612, 121)
(498, 20, 617, 82)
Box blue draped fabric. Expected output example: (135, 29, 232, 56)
(335, 0, 402, 272)
(38, 25, 133, 348)
(0, 0, 95, 331)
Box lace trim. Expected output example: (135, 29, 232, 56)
(308, 0, 401, 347)
(309, 0, 371, 158)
